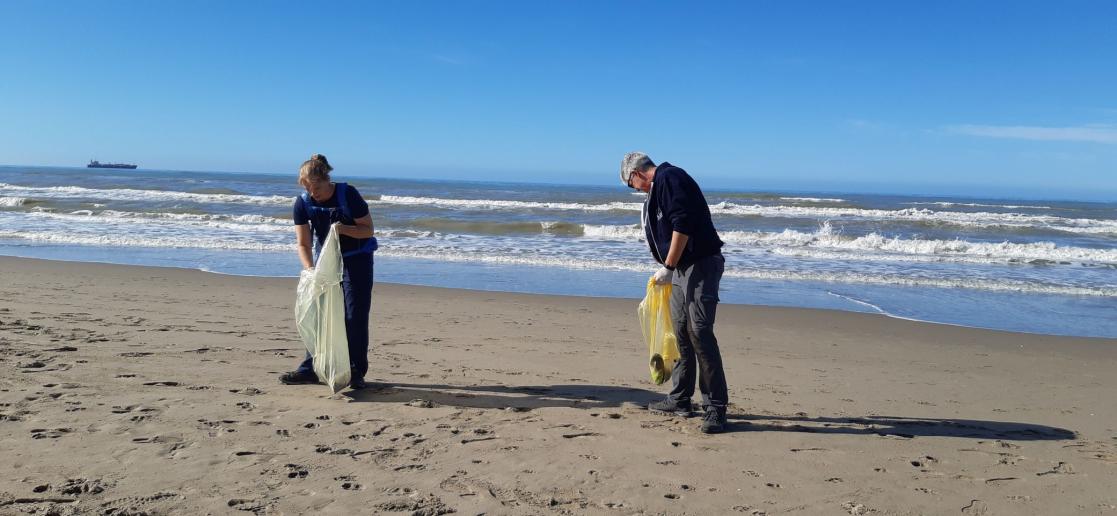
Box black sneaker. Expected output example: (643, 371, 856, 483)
(279, 371, 319, 385)
(648, 398, 693, 417)
(700, 408, 728, 434)
(350, 377, 368, 390)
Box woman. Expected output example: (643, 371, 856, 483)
(279, 154, 377, 390)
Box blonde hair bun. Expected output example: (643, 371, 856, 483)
(299, 153, 334, 184)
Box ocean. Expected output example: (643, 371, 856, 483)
(1, 165, 1115, 338)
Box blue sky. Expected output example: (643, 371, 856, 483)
(1, 1, 1115, 199)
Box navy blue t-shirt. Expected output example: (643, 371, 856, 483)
(292, 183, 371, 254)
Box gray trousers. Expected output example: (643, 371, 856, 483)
(668, 253, 728, 410)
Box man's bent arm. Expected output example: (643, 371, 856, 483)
(664, 231, 689, 268)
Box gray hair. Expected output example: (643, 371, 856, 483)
(620, 152, 654, 185)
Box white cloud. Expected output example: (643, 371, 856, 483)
(947, 124, 1117, 144)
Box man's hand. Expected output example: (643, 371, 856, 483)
(653, 266, 673, 285)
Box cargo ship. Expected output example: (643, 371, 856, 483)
(87, 160, 138, 169)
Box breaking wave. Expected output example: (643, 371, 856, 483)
(374, 248, 1117, 297)
(373, 194, 1117, 235)
(0, 182, 291, 206)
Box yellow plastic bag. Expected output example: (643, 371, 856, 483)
(637, 277, 680, 385)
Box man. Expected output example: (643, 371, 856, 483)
(621, 152, 729, 434)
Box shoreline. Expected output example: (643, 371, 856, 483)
(2, 255, 1115, 514)
(2, 253, 1113, 342)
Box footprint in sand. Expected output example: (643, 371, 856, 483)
(910, 456, 938, 470)
(961, 499, 989, 515)
(99, 492, 178, 514)
(732, 506, 767, 515)
(228, 499, 266, 512)
(30, 428, 73, 439)
(1036, 462, 1075, 476)
(562, 432, 601, 439)
(45, 346, 78, 352)
(59, 478, 109, 496)
(842, 501, 869, 515)
(229, 387, 264, 396)
(460, 436, 497, 445)
(131, 435, 176, 444)
(374, 494, 451, 514)
(284, 464, 309, 479)
(590, 412, 623, 419)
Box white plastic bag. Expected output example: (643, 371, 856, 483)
(294, 224, 351, 393)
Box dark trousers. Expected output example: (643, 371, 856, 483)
(297, 253, 374, 380)
(667, 253, 728, 411)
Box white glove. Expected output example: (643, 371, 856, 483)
(653, 266, 673, 285)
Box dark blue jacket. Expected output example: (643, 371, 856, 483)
(643, 162, 724, 268)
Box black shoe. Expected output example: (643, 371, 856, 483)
(350, 377, 368, 390)
(700, 408, 728, 434)
(279, 371, 319, 385)
(648, 398, 693, 417)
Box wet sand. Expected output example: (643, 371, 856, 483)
(1, 256, 1115, 515)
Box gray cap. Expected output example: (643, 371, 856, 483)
(620, 152, 654, 185)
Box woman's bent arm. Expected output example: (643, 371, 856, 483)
(336, 214, 374, 239)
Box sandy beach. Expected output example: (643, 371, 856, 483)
(1, 256, 1115, 515)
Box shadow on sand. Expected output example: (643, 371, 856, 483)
(344, 382, 657, 410)
(343, 381, 1076, 441)
(728, 413, 1076, 440)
